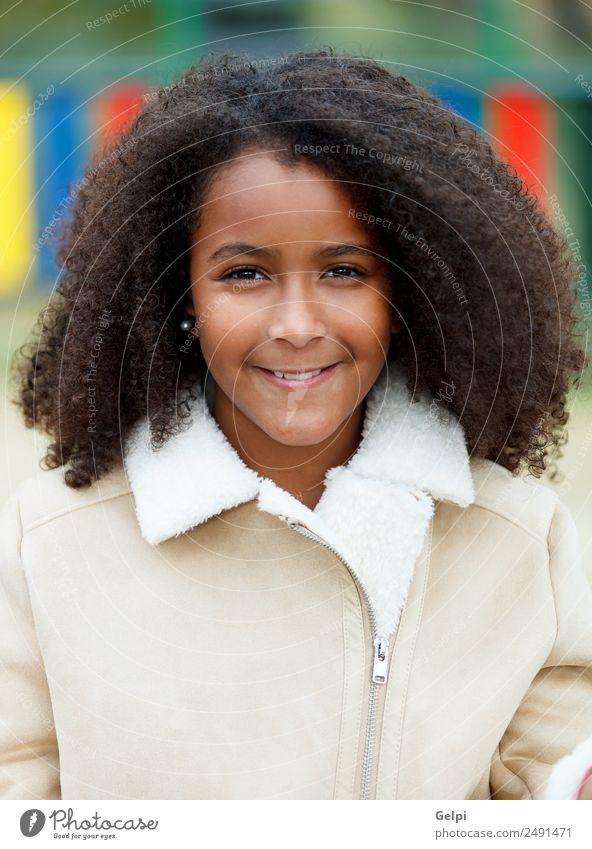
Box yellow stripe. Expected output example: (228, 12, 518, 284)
(0, 82, 36, 296)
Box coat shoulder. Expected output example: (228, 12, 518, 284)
(466, 456, 561, 544)
(12, 463, 131, 536)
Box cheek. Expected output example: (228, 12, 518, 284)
(345, 295, 393, 351)
(197, 298, 257, 366)
(194, 285, 392, 364)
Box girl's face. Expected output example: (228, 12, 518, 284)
(186, 152, 400, 447)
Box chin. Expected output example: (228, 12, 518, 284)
(264, 417, 337, 447)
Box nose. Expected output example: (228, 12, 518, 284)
(266, 289, 329, 347)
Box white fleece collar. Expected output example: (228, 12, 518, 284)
(124, 362, 475, 636)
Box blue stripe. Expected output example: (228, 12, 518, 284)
(34, 86, 89, 285)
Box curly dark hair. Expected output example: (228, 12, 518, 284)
(11, 46, 588, 489)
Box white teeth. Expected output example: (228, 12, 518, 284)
(272, 368, 322, 380)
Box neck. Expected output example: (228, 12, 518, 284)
(211, 389, 366, 510)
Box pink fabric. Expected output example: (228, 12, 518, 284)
(576, 766, 592, 799)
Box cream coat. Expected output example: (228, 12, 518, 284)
(1, 364, 592, 800)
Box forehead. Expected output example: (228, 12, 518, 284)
(193, 153, 374, 247)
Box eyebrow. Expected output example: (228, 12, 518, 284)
(206, 242, 375, 262)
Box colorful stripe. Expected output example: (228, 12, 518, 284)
(486, 83, 555, 203)
(0, 82, 36, 296)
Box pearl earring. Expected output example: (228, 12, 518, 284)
(180, 316, 197, 335)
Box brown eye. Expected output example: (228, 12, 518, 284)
(222, 266, 265, 282)
(324, 265, 365, 280)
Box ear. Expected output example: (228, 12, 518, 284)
(184, 297, 196, 318)
(391, 316, 401, 334)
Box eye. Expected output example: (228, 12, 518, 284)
(221, 266, 266, 283)
(324, 265, 366, 280)
(220, 264, 366, 285)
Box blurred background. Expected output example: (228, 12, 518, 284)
(1, 0, 591, 576)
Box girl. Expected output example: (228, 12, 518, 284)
(2, 47, 592, 801)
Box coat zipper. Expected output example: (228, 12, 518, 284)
(278, 515, 389, 800)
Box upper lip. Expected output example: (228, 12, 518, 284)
(257, 363, 339, 372)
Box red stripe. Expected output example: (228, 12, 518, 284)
(487, 84, 554, 207)
(94, 82, 148, 153)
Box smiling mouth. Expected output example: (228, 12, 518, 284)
(255, 362, 341, 387)
(258, 364, 339, 380)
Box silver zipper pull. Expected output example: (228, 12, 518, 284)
(278, 515, 311, 532)
(278, 515, 297, 527)
(372, 636, 390, 684)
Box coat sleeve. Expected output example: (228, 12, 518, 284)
(488, 497, 592, 800)
(0, 492, 61, 799)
